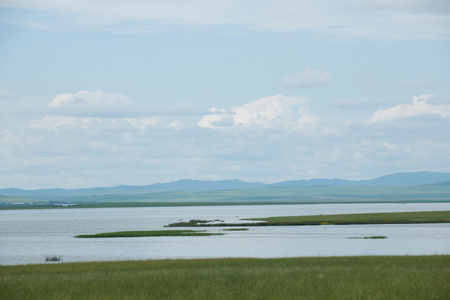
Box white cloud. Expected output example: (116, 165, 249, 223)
(369, 94, 450, 123)
(232, 95, 308, 125)
(47, 90, 134, 117)
(169, 120, 181, 128)
(48, 90, 131, 108)
(383, 142, 399, 150)
(279, 68, 332, 88)
(31, 115, 98, 132)
(32, 90, 206, 133)
(46, 90, 206, 118)
(122, 117, 158, 131)
(198, 94, 316, 130)
(30, 115, 158, 133)
(2, 0, 449, 39)
(197, 114, 233, 129)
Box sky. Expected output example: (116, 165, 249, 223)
(0, 0, 450, 189)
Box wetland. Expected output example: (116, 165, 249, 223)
(2, 203, 450, 265)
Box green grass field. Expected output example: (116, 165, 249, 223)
(1, 256, 449, 299)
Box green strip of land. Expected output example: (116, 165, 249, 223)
(167, 210, 450, 227)
(1, 256, 449, 299)
(75, 230, 222, 238)
(249, 210, 450, 225)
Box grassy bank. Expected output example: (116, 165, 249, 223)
(168, 210, 450, 227)
(1, 256, 449, 299)
(75, 230, 222, 238)
(250, 210, 450, 225)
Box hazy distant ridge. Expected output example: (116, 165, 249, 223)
(143, 171, 450, 190)
(1, 172, 450, 196)
(357, 172, 450, 186)
(149, 179, 267, 191)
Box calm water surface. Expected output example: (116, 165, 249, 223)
(1, 203, 449, 265)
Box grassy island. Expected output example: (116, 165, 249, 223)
(167, 210, 450, 227)
(248, 210, 450, 225)
(75, 230, 222, 238)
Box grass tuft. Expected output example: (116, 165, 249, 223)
(45, 256, 61, 262)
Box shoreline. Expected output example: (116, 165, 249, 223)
(2, 199, 450, 210)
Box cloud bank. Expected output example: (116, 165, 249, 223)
(1, 91, 449, 188)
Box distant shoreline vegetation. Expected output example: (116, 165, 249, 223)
(2, 199, 450, 210)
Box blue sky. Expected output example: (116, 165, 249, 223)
(1, 1, 450, 189)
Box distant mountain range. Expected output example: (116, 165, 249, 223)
(118, 172, 450, 190)
(270, 172, 450, 188)
(1, 171, 450, 196)
(1, 171, 450, 205)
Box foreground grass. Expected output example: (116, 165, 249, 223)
(1, 256, 449, 299)
(75, 230, 222, 238)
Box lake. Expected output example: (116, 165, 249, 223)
(1, 203, 450, 265)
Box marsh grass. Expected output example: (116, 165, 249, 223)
(168, 211, 450, 227)
(1, 256, 449, 299)
(166, 219, 223, 227)
(348, 236, 387, 239)
(75, 230, 223, 238)
(45, 256, 61, 262)
(250, 210, 450, 225)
